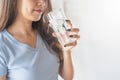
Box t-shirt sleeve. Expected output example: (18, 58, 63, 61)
(0, 50, 7, 76)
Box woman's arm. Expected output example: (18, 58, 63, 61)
(59, 51, 74, 80)
(0, 75, 6, 80)
(59, 27, 80, 80)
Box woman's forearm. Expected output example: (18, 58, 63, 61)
(0, 75, 6, 80)
(59, 27, 80, 80)
(60, 51, 74, 80)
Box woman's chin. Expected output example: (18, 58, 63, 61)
(32, 15, 41, 21)
(33, 18, 40, 21)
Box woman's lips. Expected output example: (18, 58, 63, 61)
(34, 10, 43, 14)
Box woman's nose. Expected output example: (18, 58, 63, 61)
(37, 0, 46, 7)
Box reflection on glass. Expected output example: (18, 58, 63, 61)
(47, 9, 74, 46)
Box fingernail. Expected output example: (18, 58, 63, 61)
(69, 35, 73, 37)
(67, 29, 71, 31)
(64, 45, 67, 47)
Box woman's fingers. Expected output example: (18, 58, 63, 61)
(67, 28, 80, 40)
(67, 28, 80, 33)
(64, 28, 80, 48)
(69, 35, 80, 39)
(64, 41, 77, 47)
(52, 27, 80, 48)
(67, 28, 80, 36)
(52, 28, 80, 37)
(52, 32, 57, 37)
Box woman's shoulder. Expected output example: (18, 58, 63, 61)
(0, 30, 8, 51)
(0, 31, 9, 61)
(0, 42, 6, 59)
(0, 31, 4, 42)
(0, 34, 6, 58)
(0, 32, 8, 70)
(0, 30, 6, 44)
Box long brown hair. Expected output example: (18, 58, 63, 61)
(0, 0, 63, 63)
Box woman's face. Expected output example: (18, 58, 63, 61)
(17, 0, 47, 21)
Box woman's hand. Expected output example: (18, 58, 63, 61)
(62, 28, 80, 53)
(52, 20, 80, 79)
(52, 19, 80, 53)
(0, 75, 6, 80)
(57, 27, 80, 80)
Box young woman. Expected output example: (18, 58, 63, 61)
(0, 0, 80, 80)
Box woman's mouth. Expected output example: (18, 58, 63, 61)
(34, 9, 43, 14)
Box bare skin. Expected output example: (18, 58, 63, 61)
(59, 27, 80, 80)
(0, 76, 6, 80)
(0, 0, 80, 80)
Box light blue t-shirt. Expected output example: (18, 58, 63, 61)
(0, 29, 60, 80)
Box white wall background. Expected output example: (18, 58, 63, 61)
(52, 0, 120, 80)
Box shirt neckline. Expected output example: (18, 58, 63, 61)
(4, 29, 39, 51)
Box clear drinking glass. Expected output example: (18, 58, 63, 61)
(47, 9, 75, 47)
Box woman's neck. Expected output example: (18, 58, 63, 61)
(7, 15, 34, 35)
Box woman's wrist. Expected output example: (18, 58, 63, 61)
(63, 50, 72, 57)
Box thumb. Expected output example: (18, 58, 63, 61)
(52, 32, 57, 37)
